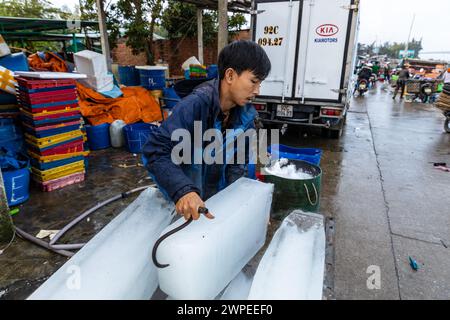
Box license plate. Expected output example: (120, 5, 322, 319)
(276, 105, 293, 117)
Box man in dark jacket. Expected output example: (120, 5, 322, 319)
(393, 65, 410, 99)
(142, 40, 271, 221)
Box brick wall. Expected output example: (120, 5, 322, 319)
(112, 29, 252, 76)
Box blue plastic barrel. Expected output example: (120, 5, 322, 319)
(0, 52, 29, 72)
(118, 65, 140, 86)
(136, 66, 166, 90)
(0, 119, 23, 153)
(2, 166, 30, 206)
(123, 122, 158, 153)
(207, 64, 218, 79)
(268, 144, 322, 166)
(85, 123, 111, 150)
(163, 87, 180, 109)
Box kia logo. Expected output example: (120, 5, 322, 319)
(316, 24, 339, 37)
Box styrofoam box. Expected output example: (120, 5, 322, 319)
(74, 50, 108, 77)
(78, 74, 114, 92)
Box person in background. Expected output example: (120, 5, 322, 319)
(384, 66, 390, 83)
(393, 65, 410, 100)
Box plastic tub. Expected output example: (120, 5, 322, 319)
(85, 123, 111, 150)
(123, 122, 158, 153)
(0, 52, 29, 71)
(136, 66, 167, 90)
(2, 165, 30, 206)
(268, 144, 322, 166)
(118, 66, 140, 86)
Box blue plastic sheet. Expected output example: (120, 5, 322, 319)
(0, 147, 28, 170)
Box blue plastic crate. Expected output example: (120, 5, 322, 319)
(268, 144, 322, 166)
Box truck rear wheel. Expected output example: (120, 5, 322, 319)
(321, 127, 343, 139)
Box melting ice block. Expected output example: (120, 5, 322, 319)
(156, 178, 274, 300)
(219, 271, 253, 300)
(28, 187, 174, 300)
(248, 210, 325, 300)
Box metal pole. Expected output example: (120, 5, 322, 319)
(197, 8, 204, 65)
(0, 169, 14, 244)
(96, 0, 112, 71)
(404, 14, 415, 58)
(218, 0, 228, 54)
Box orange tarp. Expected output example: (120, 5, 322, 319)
(77, 83, 165, 126)
(28, 52, 68, 72)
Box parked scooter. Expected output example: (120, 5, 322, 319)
(418, 82, 433, 103)
(444, 111, 450, 133)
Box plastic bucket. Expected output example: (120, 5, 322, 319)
(207, 64, 218, 79)
(136, 66, 166, 90)
(85, 123, 111, 150)
(123, 122, 158, 153)
(268, 144, 322, 165)
(118, 65, 140, 86)
(163, 87, 180, 108)
(263, 159, 321, 220)
(2, 165, 30, 206)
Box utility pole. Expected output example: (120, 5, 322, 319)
(0, 169, 14, 245)
(404, 14, 416, 58)
(96, 0, 112, 71)
(197, 8, 204, 65)
(218, 0, 228, 54)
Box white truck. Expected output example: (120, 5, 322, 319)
(252, 0, 360, 138)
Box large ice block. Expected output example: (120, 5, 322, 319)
(28, 187, 174, 300)
(219, 271, 253, 300)
(248, 210, 325, 300)
(156, 178, 274, 300)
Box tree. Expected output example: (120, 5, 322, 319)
(0, 0, 64, 19)
(360, 39, 423, 59)
(117, 0, 163, 64)
(161, 1, 247, 43)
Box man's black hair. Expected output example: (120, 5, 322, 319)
(218, 40, 271, 81)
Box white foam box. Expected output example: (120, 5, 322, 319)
(78, 73, 114, 92)
(74, 50, 108, 77)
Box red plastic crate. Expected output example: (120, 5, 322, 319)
(16, 77, 76, 90)
(23, 119, 81, 132)
(30, 139, 85, 156)
(18, 91, 77, 105)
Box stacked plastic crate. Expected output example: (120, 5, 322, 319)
(17, 76, 86, 191)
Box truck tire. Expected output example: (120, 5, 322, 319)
(321, 127, 342, 139)
(445, 117, 450, 133)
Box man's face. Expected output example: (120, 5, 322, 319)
(228, 69, 262, 106)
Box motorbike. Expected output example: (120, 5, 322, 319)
(444, 111, 450, 133)
(418, 82, 433, 103)
(355, 79, 368, 96)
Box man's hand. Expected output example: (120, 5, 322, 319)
(175, 192, 215, 221)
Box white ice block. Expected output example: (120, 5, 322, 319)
(28, 187, 174, 300)
(248, 210, 325, 300)
(156, 178, 274, 300)
(219, 271, 253, 300)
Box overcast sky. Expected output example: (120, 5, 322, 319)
(51, 0, 450, 60)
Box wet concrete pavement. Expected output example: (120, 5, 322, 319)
(1, 85, 449, 299)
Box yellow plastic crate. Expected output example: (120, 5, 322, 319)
(31, 160, 85, 182)
(28, 150, 88, 162)
(25, 129, 83, 148)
